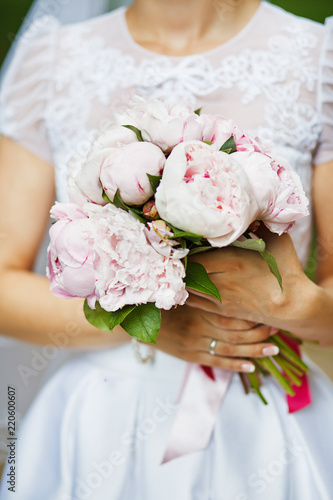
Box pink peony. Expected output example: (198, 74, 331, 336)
(155, 141, 258, 247)
(145, 220, 189, 260)
(85, 204, 188, 311)
(200, 115, 271, 154)
(47, 203, 97, 302)
(100, 141, 165, 205)
(68, 125, 138, 206)
(116, 96, 203, 152)
(232, 151, 309, 234)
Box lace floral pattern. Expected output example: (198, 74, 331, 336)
(49, 14, 322, 157)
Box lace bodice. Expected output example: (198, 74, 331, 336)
(1, 2, 332, 267)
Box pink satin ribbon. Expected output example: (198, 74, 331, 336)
(162, 333, 312, 464)
(161, 364, 232, 464)
(280, 334, 312, 413)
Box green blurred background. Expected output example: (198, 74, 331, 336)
(1, 0, 333, 65)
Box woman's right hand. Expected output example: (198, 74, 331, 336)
(156, 303, 279, 373)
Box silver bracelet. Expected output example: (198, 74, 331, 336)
(131, 338, 155, 364)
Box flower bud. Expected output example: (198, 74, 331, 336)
(248, 220, 261, 232)
(100, 142, 166, 206)
(151, 220, 171, 236)
(143, 201, 159, 220)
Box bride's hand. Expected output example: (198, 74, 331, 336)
(156, 304, 279, 372)
(188, 229, 316, 330)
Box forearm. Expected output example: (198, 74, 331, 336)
(0, 270, 129, 348)
(303, 279, 333, 346)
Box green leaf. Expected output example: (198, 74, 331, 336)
(102, 190, 113, 204)
(188, 246, 213, 256)
(259, 249, 283, 292)
(167, 223, 203, 242)
(220, 135, 237, 154)
(113, 188, 129, 211)
(194, 107, 202, 116)
(121, 303, 161, 344)
(231, 238, 266, 252)
(129, 210, 146, 224)
(185, 262, 221, 302)
(128, 207, 146, 223)
(231, 236, 282, 291)
(109, 305, 136, 330)
(231, 236, 283, 291)
(129, 212, 147, 225)
(129, 207, 144, 216)
(177, 233, 203, 243)
(123, 125, 144, 142)
(147, 174, 162, 194)
(113, 189, 146, 223)
(84, 300, 111, 333)
(203, 141, 213, 145)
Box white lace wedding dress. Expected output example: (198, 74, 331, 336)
(1, 3, 333, 499)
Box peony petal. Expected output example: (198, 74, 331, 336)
(156, 141, 257, 246)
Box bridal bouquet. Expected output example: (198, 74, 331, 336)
(47, 96, 310, 403)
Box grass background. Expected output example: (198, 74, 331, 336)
(1, 0, 333, 377)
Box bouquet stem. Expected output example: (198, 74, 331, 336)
(270, 334, 309, 373)
(247, 371, 268, 405)
(243, 332, 310, 404)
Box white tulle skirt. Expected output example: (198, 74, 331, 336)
(1, 344, 333, 500)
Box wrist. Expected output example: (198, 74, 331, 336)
(268, 274, 317, 331)
(303, 282, 333, 345)
(273, 276, 333, 345)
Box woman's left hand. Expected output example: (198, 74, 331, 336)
(188, 228, 317, 331)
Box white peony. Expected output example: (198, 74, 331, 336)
(155, 141, 258, 247)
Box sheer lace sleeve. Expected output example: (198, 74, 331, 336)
(314, 17, 333, 165)
(0, 17, 59, 163)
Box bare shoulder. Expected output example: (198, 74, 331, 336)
(58, 6, 124, 38)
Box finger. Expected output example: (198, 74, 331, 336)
(186, 295, 259, 330)
(201, 311, 258, 331)
(186, 292, 221, 311)
(200, 338, 279, 358)
(187, 288, 220, 304)
(187, 292, 239, 314)
(187, 293, 263, 324)
(183, 350, 256, 373)
(202, 315, 277, 342)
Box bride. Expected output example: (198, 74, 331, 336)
(0, 0, 332, 498)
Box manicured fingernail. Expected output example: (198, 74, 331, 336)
(241, 363, 255, 373)
(270, 327, 279, 335)
(263, 346, 279, 356)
